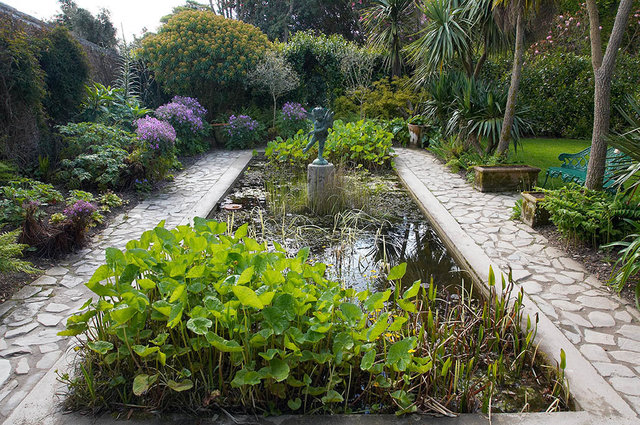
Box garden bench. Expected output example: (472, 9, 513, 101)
(543, 146, 632, 193)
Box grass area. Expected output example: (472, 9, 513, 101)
(513, 137, 591, 187)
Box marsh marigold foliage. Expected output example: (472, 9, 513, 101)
(141, 10, 270, 98)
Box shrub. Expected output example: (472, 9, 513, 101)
(0, 178, 63, 227)
(0, 229, 36, 274)
(38, 26, 90, 124)
(58, 122, 139, 157)
(141, 10, 270, 111)
(60, 220, 562, 414)
(542, 184, 640, 246)
(156, 96, 210, 156)
(605, 220, 640, 307)
(266, 120, 394, 169)
(277, 102, 309, 139)
(79, 83, 152, 131)
(133, 117, 178, 182)
(226, 114, 262, 149)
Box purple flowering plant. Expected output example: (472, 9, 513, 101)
(226, 114, 262, 149)
(135, 116, 176, 154)
(278, 102, 309, 139)
(156, 96, 210, 156)
(64, 200, 97, 228)
(281, 102, 307, 121)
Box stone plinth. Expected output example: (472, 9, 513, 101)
(473, 165, 541, 192)
(521, 191, 550, 227)
(307, 163, 335, 208)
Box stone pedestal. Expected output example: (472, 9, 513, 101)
(521, 191, 550, 228)
(307, 163, 335, 209)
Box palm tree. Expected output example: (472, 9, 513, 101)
(362, 0, 417, 77)
(405, 0, 510, 86)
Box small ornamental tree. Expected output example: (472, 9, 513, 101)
(248, 50, 300, 128)
(141, 10, 270, 111)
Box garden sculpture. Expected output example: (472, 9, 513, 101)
(303, 107, 334, 165)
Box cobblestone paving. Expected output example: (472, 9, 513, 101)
(396, 148, 640, 415)
(0, 150, 245, 421)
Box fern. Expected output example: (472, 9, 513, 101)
(0, 229, 36, 274)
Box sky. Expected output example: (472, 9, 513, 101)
(2, 0, 188, 40)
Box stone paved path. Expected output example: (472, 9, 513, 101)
(0, 150, 250, 422)
(395, 148, 640, 416)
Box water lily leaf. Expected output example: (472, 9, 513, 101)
(152, 300, 171, 317)
(263, 307, 289, 334)
(167, 379, 193, 392)
(133, 345, 159, 357)
(366, 312, 389, 341)
(167, 304, 184, 328)
(150, 332, 168, 346)
(364, 290, 391, 312)
(360, 349, 376, 370)
(237, 266, 254, 285)
(205, 332, 243, 352)
(234, 223, 249, 239)
(287, 398, 302, 410)
(110, 305, 137, 324)
(169, 284, 186, 303)
(321, 389, 344, 404)
(186, 265, 206, 279)
(262, 269, 285, 286)
(339, 302, 363, 325)
(397, 298, 417, 313)
(187, 317, 212, 335)
(296, 246, 310, 263)
(273, 294, 296, 320)
(137, 278, 156, 290)
(243, 237, 264, 252)
(204, 295, 224, 313)
(96, 300, 114, 311)
(132, 373, 158, 396)
(231, 369, 263, 387)
(388, 263, 407, 280)
(258, 348, 281, 360)
(266, 358, 290, 382)
(87, 340, 113, 355)
(386, 337, 417, 372)
(106, 247, 127, 270)
(232, 285, 264, 309)
(388, 316, 408, 332)
(403, 280, 421, 299)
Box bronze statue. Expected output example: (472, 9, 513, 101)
(303, 107, 334, 165)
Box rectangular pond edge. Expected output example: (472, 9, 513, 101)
(394, 151, 637, 419)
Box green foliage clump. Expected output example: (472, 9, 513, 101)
(0, 178, 64, 227)
(56, 123, 139, 190)
(0, 229, 36, 274)
(334, 77, 425, 121)
(281, 31, 354, 106)
(141, 10, 271, 111)
(61, 220, 562, 414)
(79, 83, 151, 131)
(39, 26, 90, 124)
(517, 52, 640, 138)
(542, 184, 640, 246)
(606, 220, 640, 307)
(266, 120, 394, 169)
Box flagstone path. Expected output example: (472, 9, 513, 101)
(395, 148, 640, 418)
(0, 150, 252, 423)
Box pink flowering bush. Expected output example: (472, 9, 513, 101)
(155, 96, 210, 156)
(277, 102, 309, 139)
(133, 117, 178, 182)
(135, 116, 176, 153)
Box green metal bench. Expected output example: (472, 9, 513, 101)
(543, 146, 632, 193)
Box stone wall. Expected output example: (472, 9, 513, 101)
(0, 1, 120, 85)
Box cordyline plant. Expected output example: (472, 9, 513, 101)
(60, 219, 567, 415)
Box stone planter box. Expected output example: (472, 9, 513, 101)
(473, 165, 541, 192)
(521, 191, 550, 228)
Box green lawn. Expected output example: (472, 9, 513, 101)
(513, 137, 591, 188)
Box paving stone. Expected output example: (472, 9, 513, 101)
(519, 281, 542, 294)
(610, 351, 640, 363)
(0, 359, 10, 387)
(549, 284, 583, 296)
(39, 343, 60, 354)
(575, 295, 620, 310)
(15, 358, 29, 375)
(0, 339, 6, 350)
(4, 322, 38, 339)
(609, 377, 640, 396)
(584, 329, 616, 345)
(37, 313, 62, 327)
(46, 266, 68, 276)
(619, 337, 640, 353)
(35, 351, 61, 369)
(31, 275, 57, 286)
(617, 325, 640, 341)
(560, 311, 593, 328)
(554, 275, 575, 285)
(551, 300, 583, 312)
(615, 311, 633, 323)
(588, 311, 616, 328)
(44, 303, 70, 313)
(0, 346, 32, 358)
(11, 285, 42, 300)
(579, 344, 610, 361)
(593, 362, 635, 377)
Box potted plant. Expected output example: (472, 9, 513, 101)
(407, 115, 430, 147)
(520, 191, 549, 227)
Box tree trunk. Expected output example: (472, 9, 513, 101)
(585, 0, 634, 189)
(496, 9, 525, 156)
(273, 95, 277, 129)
